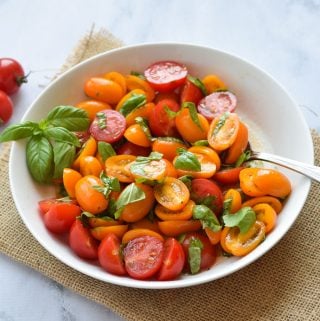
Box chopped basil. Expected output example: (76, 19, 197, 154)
(96, 112, 107, 129)
(235, 150, 251, 167)
(192, 140, 209, 146)
(223, 206, 256, 234)
(187, 75, 208, 96)
(98, 141, 116, 162)
(182, 102, 203, 130)
(130, 71, 146, 80)
(135, 116, 153, 141)
(213, 112, 230, 135)
(164, 105, 179, 119)
(119, 93, 147, 117)
(192, 204, 221, 232)
(173, 148, 201, 171)
(188, 238, 203, 274)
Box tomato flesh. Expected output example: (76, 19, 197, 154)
(123, 236, 164, 280)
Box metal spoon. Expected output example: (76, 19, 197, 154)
(248, 151, 320, 182)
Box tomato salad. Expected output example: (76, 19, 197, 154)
(0, 61, 292, 281)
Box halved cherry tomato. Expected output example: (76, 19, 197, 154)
(116, 141, 151, 157)
(87, 217, 121, 228)
(190, 178, 224, 215)
(180, 78, 204, 105)
(149, 98, 180, 137)
(69, 220, 98, 260)
(225, 122, 248, 164)
(213, 167, 243, 185)
(208, 113, 240, 151)
(175, 107, 209, 143)
(239, 168, 265, 197)
(125, 102, 154, 126)
(152, 137, 187, 162)
(224, 188, 242, 213)
(116, 89, 147, 111)
(0, 90, 13, 123)
(154, 177, 190, 211)
(74, 175, 109, 214)
(144, 61, 188, 92)
(120, 183, 155, 222)
(76, 100, 111, 122)
(104, 71, 127, 93)
(201, 74, 226, 94)
(38, 198, 77, 215)
(105, 155, 136, 183)
(129, 159, 167, 182)
(72, 136, 97, 170)
(198, 91, 237, 120)
(253, 203, 277, 234)
(89, 109, 126, 143)
(241, 196, 282, 214)
(79, 156, 103, 177)
(188, 146, 221, 171)
(91, 225, 129, 240)
(98, 233, 126, 275)
(63, 168, 82, 198)
(125, 74, 155, 101)
(155, 200, 195, 221)
(181, 232, 217, 272)
(157, 238, 185, 281)
(130, 217, 161, 233)
(123, 236, 164, 280)
(122, 228, 164, 244)
(221, 221, 266, 256)
(43, 203, 81, 234)
(158, 220, 202, 237)
(124, 124, 151, 147)
(163, 158, 178, 178)
(84, 77, 124, 104)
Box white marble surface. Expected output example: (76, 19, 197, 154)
(0, 0, 320, 320)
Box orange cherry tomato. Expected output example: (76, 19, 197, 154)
(253, 203, 277, 234)
(152, 137, 187, 162)
(125, 102, 154, 127)
(204, 228, 221, 245)
(154, 177, 190, 211)
(221, 221, 266, 256)
(75, 175, 109, 214)
(122, 228, 164, 244)
(91, 225, 129, 241)
(225, 122, 249, 164)
(175, 108, 209, 143)
(104, 71, 127, 93)
(76, 100, 111, 122)
(202, 74, 227, 94)
(207, 112, 240, 151)
(84, 77, 124, 105)
(120, 183, 155, 222)
(241, 196, 283, 214)
(116, 89, 147, 111)
(163, 159, 178, 178)
(129, 159, 167, 182)
(174, 153, 217, 179)
(130, 217, 161, 233)
(155, 200, 195, 221)
(79, 156, 103, 177)
(63, 168, 82, 198)
(124, 124, 151, 147)
(224, 188, 242, 213)
(105, 155, 136, 183)
(72, 136, 97, 170)
(239, 168, 265, 197)
(188, 145, 221, 171)
(158, 220, 202, 237)
(125, 74, 155, 101)
(87, 217, 121, 228)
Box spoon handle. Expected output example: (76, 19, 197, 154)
(250, 151, 320, 182)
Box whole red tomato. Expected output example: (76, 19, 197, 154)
(0, 58, 27, 95)
(0, 90, 13, 124)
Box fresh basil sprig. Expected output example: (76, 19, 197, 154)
(223, 206, 256, 234)
(192, 204, 221, 232)
(173, 148, 201, 171)
(0, 105, 89, 183)
(188, 238, 204, 275)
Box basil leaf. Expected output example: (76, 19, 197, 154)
(187, 75, 208, 96)
(26, 135, 54, 183)
(154, 136, 185, 144)
(213, 112, 229, 135)
(46, 106, 90, 131)
(178, 175, 193, 190)
(182, 102, 202, 130)
(100, 173, 121, 192)
(98, 141, 116, 162)
(106, 198, 117, 218)
(174, 148, 201, 171)
(0, 121, 38, 142)
(130, 71, 146, 80)
(235, 150, 251, 167)
(188, 238, 203, 274)
(52, 142, 76, 179)
(223, 207, 256, 234)
(44, 127, 80, 147)
(192, 205, 221, 232)
(192, 140, 209, 146)
(223, 198, 233, 216)
(134, 151, 163, 163)
(164, 105, 179, 119)
(135, 116, 153, 141)
(119, 93, 146, 117)
(96, 112, 107, 129)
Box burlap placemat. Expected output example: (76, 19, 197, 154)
(1, 28, 319, 321)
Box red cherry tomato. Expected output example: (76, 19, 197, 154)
(149, 98, 180, 137)
(89, 109, 126, 143)
(157, 238, 185, 281)
(69, 220, 98, 260)
(116, 141, 151, 156)
(123, 236, 164, 280)
(180, 79, 204, 105)
(144, 61, 188, 92)
(38, 198, 78, 215)
(0, 90, 13, 124)
(190, 178, 224, 215)
(98, 234, 127, 276)
(197, 91, 237, 120)
(0, 58, 27, 95)
(213, 167, 243, 185)
(43, 203, 81, 234)
(181, 232, 217, 272)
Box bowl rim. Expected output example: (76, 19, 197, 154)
(9, 42, 313, 289)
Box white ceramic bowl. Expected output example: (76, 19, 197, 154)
(9, 43, 313, 289)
